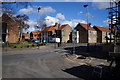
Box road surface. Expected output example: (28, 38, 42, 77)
(2, 48, 80, 78)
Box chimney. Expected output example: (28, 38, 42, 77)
(88, 23, 91, 27)
(55, 23, 60, 28)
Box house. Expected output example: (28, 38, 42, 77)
(22, 33, 30, 41)
(93, 26, 111, 43)
(2, 13, 20, 43)
(30, 31, 40, 40)
(75, 23, 97, 43)
(56, 24, 72, 43)
(42, 23, 60, 42)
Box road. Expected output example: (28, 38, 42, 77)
(2, 48, 80, 78)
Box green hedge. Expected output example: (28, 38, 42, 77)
(8, 42, 45, 48)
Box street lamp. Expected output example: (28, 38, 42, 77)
(38, 7, 41, 12)
(37, 7, 42, 45)
(84, 4, 89, 52)
(38, 7, 41, 30)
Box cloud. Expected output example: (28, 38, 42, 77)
(40, 7, 56, 14)
(18, 6, 34, 14)
(72, 19, 86, 23)
(26, 20, 37, 27)
(79, 11, 83, 14)
(22, 27, 36, 33)
(18, 6, 56, 14)
(61, 19, 86, 29)
(56, 13, 65, 20)
(44, 15, 87, 29)
(44, 16, 59, 26)
(44, 15, 86, 29)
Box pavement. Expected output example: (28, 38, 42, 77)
(64, 53, 110, 67)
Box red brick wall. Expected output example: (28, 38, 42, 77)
(2, 14, 19, 43)
(7, 18, 19, 43)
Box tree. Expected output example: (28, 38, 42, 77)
(16, 14, 29, 41)
(1, 2, 31, 41)
(2, 2, 31, 15)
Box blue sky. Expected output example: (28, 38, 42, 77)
(2, 2, 111, 32)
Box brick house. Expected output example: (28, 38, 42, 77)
(30, 31, 39, 40)
(42, 23, 60, 42)
(2, 13, 20, 43)
(22, 33, 30, 41)
(93, 26, 111, 43)
(56, 24, 72, 43)
(75, 23, 97, 43)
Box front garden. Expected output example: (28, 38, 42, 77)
(2, 42, 47, 48)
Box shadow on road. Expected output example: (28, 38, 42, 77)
(62, 65, 114, 80)
(62, 65, 93, 80)
(64, 45, 109, 60)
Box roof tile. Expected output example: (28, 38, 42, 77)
(79, 23, 96, 31)
(31, 32, 39, 34)
(94, 26, 111, 32)
(42, 26, 55, 32)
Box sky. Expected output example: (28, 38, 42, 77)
(2, 1, 112, 33)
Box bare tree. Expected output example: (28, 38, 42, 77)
(1, 2, 31, 41)
(16, 14, 29, 41)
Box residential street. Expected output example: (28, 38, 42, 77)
(2, 47, 80, 78)
(1, 1, 120, 80)
(2, 44, 113, 79)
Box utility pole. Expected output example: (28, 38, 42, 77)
(84, 4, 89, 52)
(38, 7, 42, 43)
(38, 7, 41, 30)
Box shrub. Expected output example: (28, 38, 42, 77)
(8, 42, 44, 48)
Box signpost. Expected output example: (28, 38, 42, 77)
(72, 29, 77, 54)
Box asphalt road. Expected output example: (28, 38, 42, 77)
(2, 48, 80, 78)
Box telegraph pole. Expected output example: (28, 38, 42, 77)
(84, 4, 89, 52)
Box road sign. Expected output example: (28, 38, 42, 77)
(73, 29, 77, 32)
(61, 34, 65, 36)
(118, 26, 120, 29)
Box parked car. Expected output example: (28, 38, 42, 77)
(32, 40, 39, 43)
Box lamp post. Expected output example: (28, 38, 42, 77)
(84, 4, 89, 52)
(37, 7, 41, 48)
(38, 7, 41, 30)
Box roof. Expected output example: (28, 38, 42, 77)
(94, 26, 111, 32)
(22, 33, 28, 36)
(39, 31, 43, 34)
(79, 23, 96, 31)
(42, 26, 55, 32)
(2, 13, 20, 26)
(31, 31, 39, 34)
(57, 24, 69, 30)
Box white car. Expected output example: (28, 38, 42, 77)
(49, 38, 60, 43)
